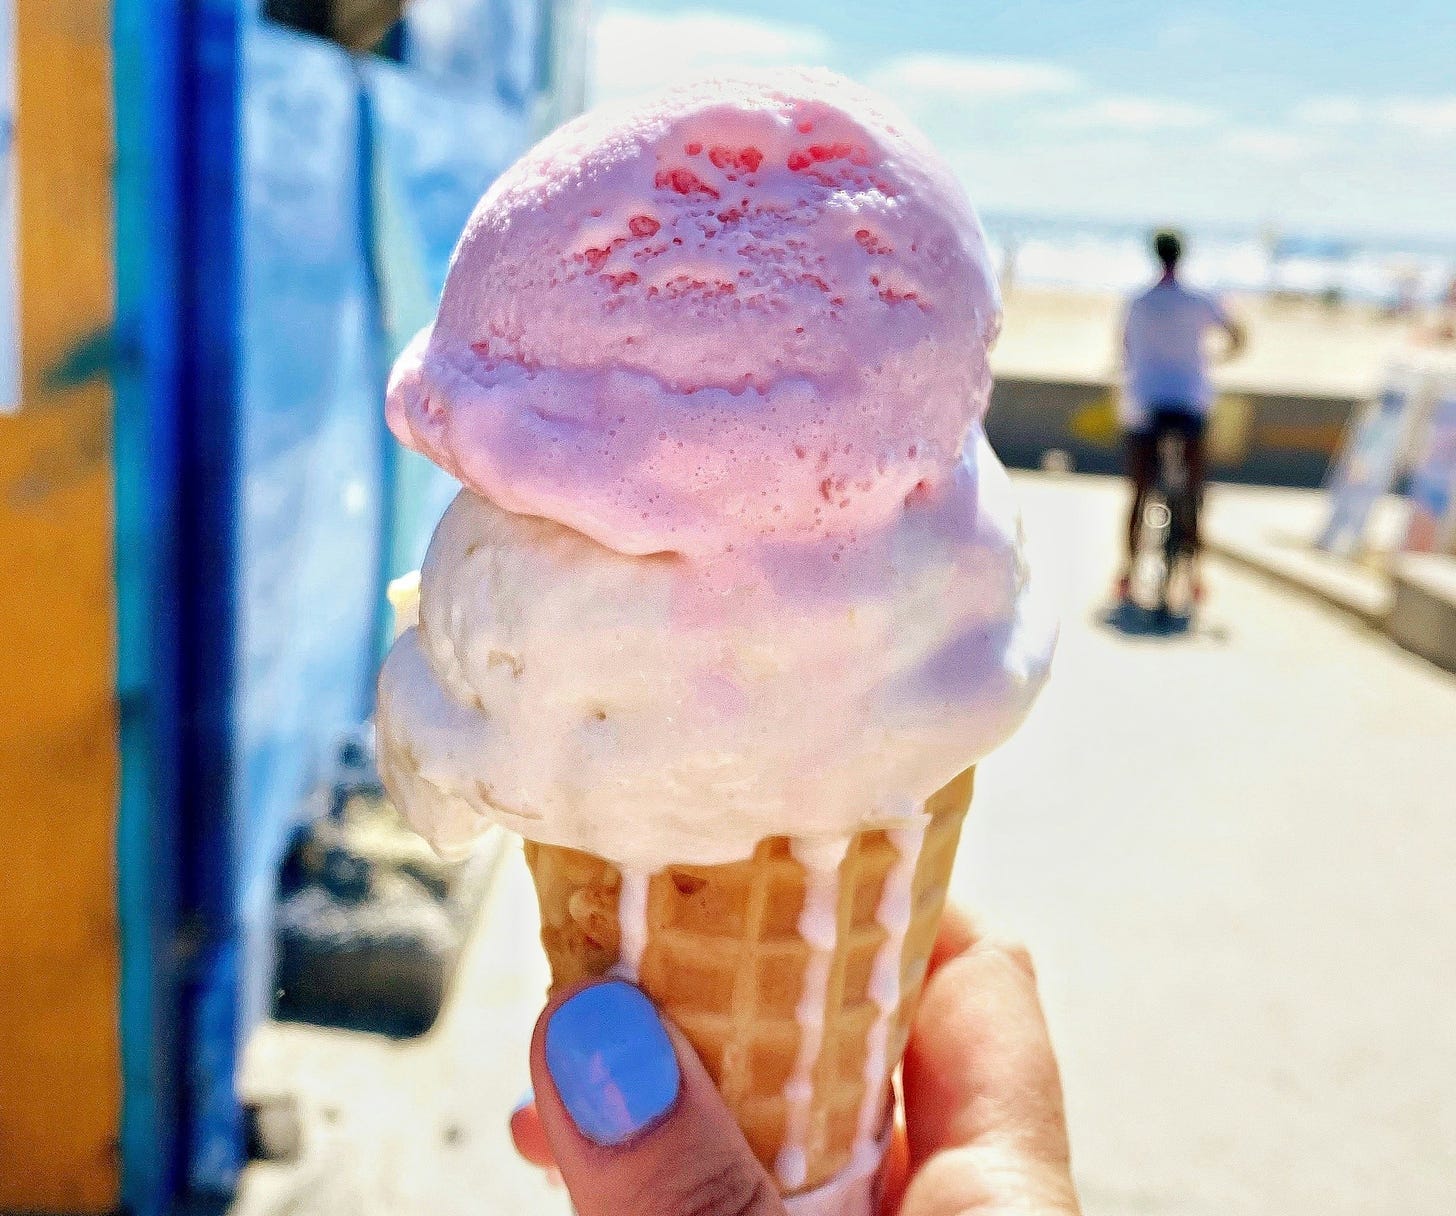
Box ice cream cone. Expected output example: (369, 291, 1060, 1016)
(523, 767, 974, 1197)
(375, 66, 1056, 1216)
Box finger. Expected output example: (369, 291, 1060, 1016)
(509, 1096, 557, 1170)
(876, 1110, 910, 1216)
(924, 901, 982, 980)
(898, 937, 1079, 1215)
(530, 979, 787, 1216)
(905, 936, 1069, 1163)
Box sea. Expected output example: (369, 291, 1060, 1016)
(978, 211, 1456, 307)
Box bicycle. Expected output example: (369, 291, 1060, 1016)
(1130, 408, 1201, 619)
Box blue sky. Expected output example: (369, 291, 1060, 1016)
(590, 1, 1456, 241)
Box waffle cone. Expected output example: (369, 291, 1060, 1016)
(523, 767, 974, 1196)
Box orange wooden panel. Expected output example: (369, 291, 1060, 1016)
(0, 940, 122, 1208)
(0, 1, 121, 1209)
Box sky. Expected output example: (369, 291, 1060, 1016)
(588, 0, 1456, 243)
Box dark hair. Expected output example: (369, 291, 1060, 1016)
(1153, 228, 1183, 271)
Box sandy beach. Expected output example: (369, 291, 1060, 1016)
(993, 286, 1419, 399)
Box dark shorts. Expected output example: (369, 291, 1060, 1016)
(1125, 407, 1207, 488)
(1129, 406, 1207, 444)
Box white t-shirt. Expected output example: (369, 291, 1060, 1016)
(1121, 279, 1230, 427)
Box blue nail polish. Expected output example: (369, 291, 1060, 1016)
(544, 980, 681, 1145)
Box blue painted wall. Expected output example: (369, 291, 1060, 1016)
(113, 3, 186, 1209)
(115, 0, 588, 1196)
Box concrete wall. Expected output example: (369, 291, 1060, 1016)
(1388, 556, 1456, 675)
(987, 375, 1356, 488)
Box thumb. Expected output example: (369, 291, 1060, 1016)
(530, 979, 787, 1216)
(895, 911, 1079, 1215)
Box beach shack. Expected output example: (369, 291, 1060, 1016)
(0, 2, 586, 1211)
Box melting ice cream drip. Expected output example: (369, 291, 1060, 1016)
(780, 1119, 893, 1216)
(775, 836, 850, 1191)
(851, 820, 928, 1171)
(616, 869, 651, 980)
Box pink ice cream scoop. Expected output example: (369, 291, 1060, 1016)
(386, 68, 1001, 558)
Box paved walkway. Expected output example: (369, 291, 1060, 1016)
(235, 475, 1456, 1216)
(959, 476, 1456, 1216)
(234, 834, 568, 1216)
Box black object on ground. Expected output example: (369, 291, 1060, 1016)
(271, 733, 481, 1039)
(244, 1095, 304, 1163)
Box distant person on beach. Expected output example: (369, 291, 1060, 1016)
(1000, 235, 1020, 298)
(1117, 228, 1245, 602)
(1432, 275, 1456, 343)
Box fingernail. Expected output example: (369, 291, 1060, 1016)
(512, 1089, 534, 1116)
(544, 980, 681, 1145)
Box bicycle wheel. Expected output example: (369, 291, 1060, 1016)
(1143, 491, 1173, 612)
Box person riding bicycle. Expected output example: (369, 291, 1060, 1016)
(1116, 228, 1245, 602)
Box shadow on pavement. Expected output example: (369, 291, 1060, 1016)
(1096, 600, 1230, 643)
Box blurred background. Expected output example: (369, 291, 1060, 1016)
(1, 2, 1453, 1215)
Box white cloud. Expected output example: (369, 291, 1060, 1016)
(944, 103, 1456, 239)
(866, 53, 1079, 105)
(1291, 94, 1456, 138)
(590, 8, 831, 103)
(579, 12, 1455, 238)
(1220, 129, 1308, 158)
(1379, 96, 1456, 137)
(1290, 97, 1365, 126)
(1049, 96, 1222, 132)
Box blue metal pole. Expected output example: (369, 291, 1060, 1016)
(113, 1, 185, 1210)
(354, 63, 400, 708)
(175, 0, 246, 1195)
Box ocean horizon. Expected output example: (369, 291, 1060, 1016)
(980, 210, 1456, 307)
